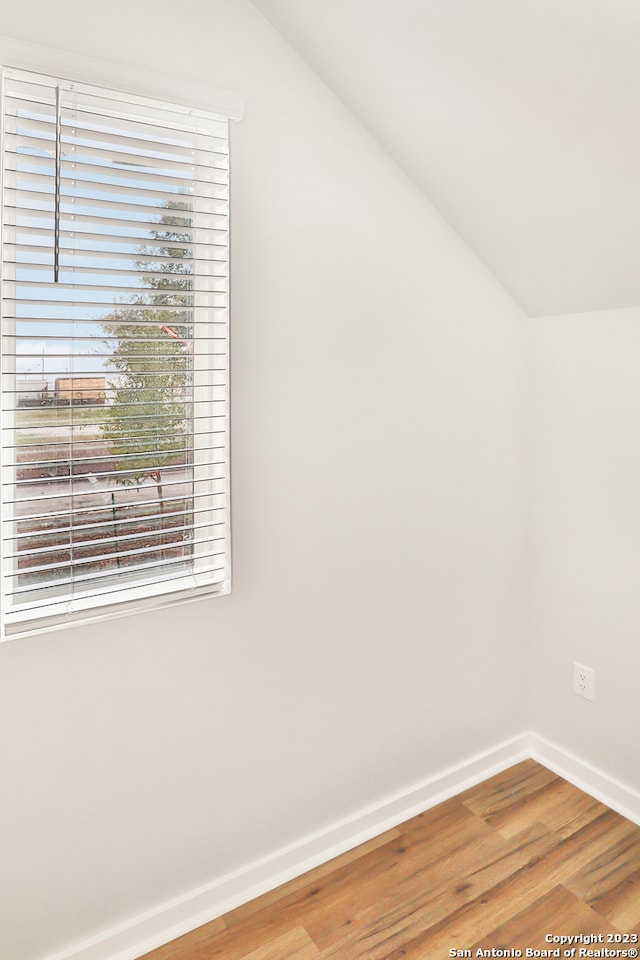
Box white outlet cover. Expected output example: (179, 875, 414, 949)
(573, 662, 595, 701)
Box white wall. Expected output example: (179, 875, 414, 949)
(0, 2, 529, 958)
(531, 308, 640, 790)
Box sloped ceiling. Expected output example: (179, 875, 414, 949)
(251, 0, 640, 317)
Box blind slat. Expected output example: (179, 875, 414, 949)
(5, 110, 228, 159)
(7, 510, 224, 544)
(5, 148, 229, 188)
(4, 113, 229, 163)
(5, 221, 226, 252)
(5, 534, 227, 580)
(5, 242, 226, 268)
(4, 180, 227, 216)
(4, 80, 231, 133)
(7, 500, 226, 529)
(4, 202, 227, 237)
(7, 551, 227, 599)
(7, 412, 227, 431)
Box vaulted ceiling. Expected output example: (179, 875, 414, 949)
(251, 0, 640, 317)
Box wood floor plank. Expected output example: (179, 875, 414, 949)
(218, 801, 496, 955)
(453, 759, 544, 806)
(481, 775, 609, 840)
(627, 919, 640, 941)
(470, 884, 620, 955)
(156, 827, 443, 960)
(162, 922, 293, 960)
(476, 778, 569, 839)
(223, 828, 401, 928)
(302, 810, 509, 948)
(237, 927, 319, 960)
(587, 866, 640, 932)
(461, 760, 559, 820)
(377, 811, 636, 959)
(312, 823, 559, 960)
(139, 918, 226, 960)
(395, 791, 478, 838)
(536, 778, 610, 839)
(564, 824, 640, 904)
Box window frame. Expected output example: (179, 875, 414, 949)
(0, 52, 241, 640)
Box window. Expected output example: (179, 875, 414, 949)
(0, 67, 231, 637)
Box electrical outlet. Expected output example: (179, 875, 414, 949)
(573, 662, 595, 701)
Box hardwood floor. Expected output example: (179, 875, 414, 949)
(141, 760, 640, 960)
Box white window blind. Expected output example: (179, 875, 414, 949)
(1, 67, 231, 637)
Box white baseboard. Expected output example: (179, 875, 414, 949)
(529, 732, 640, 827)
(43, 732, 640, 960)
(41, 733, 530, 960)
